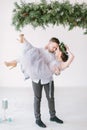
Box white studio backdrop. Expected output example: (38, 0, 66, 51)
(0, 0, 87, 87)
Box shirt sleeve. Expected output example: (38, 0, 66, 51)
(49, 60, 60, 73)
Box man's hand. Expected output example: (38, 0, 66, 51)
(53, 66, 61, 75)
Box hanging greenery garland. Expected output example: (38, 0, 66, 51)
(12, 0, 87, 34)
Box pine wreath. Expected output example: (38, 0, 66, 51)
(12, 0, 87, 34)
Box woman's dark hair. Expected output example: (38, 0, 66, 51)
(58, 42, 68, 62)
(61, 53, 69, 62)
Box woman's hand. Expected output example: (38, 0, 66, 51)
(19, 34, 24, 43)
(17, 34, 24, 43)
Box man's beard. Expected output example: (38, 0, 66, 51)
(48, 48, 54, 53)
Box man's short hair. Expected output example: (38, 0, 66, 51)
(49, 37, 60, 45)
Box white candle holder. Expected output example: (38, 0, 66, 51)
(2, 99, 8, 121)
(0, 99, 12, 123)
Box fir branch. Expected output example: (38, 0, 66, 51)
(12, 0, 87, 34)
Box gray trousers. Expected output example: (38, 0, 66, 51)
(32, 80, 56, 120)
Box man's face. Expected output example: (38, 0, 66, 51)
(55, 47, 62, 61)
(48, 41, 59, 53)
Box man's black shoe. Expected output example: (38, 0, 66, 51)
(50, 116, 63, 124)
(36, 119, 46, 128)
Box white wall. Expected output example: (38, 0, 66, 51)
(0, 0, 87, 87)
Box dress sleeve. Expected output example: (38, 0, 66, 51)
(23, 38, 33, 53)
